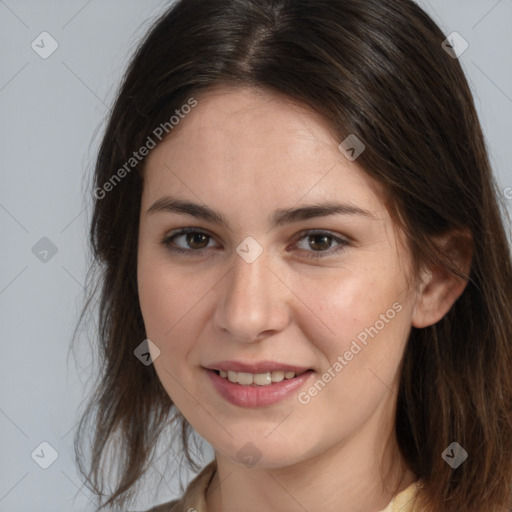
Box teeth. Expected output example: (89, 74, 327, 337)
(236, 372, 254, 385)
(218, 370, 300, 386)
(253, 372, 271, 385)
(270, 371, 284, 383)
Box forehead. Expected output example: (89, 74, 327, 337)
(142, 87, 384, 216)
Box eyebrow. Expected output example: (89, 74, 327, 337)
(146, 196, 374, 228)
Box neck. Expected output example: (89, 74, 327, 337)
(205, 416, 416, 512)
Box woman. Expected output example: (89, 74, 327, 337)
(75, 0, 512, 511)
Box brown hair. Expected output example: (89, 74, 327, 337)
(74, 0, 512, 510)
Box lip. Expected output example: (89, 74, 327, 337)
(205, 368, 315, 408)
(204, 360, 312, 374)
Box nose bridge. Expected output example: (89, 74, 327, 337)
(213, 249, 288, 341)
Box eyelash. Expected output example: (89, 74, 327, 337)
(160, 228, 350, 259)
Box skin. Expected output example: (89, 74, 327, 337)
(137, 86, 468, 512)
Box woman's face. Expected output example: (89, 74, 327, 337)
(137, 87, 421, 469)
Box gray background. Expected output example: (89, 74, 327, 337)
(1, 1, 511, 511)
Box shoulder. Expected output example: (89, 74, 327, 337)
(381, 480, 425, 512)
(137, 459, 217, 512)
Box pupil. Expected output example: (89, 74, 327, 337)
(309, 234, 331, 251)
(187, 232, 208, 249)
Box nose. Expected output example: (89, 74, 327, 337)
(213, 249, 291, 343)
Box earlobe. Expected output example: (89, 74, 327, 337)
(412, 231, 472, 329)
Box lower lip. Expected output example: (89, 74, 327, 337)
(206, 369, 314, 408)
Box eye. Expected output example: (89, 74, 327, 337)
(162, 228, 220, 254)
(293, 230, 349, 258)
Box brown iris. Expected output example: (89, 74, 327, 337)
(187, 232, 210, 249)
(308, 234, 332, 251)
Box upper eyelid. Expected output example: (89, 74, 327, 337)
(289, 229, 351, 247)
(165, 228, 349, 250)
(294, 229, 348, 240)
(165, 227, 347, 239)
(166, 228, 222, 247)
(166, 226, 220, 240)
(291, 231, 349, 251)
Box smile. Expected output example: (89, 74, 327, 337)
(216, 369, 306, 386)
(206, 368, 314, 408)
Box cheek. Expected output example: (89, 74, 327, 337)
(296, 269, 410, 382)
(137, 255, 217, 371)
(137, 262, 198, 406)
(298, 270, 398, 344)
(295, 279, 409, 417)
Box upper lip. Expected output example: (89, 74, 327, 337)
(205, 360, 312, 374)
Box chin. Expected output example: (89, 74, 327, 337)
(213, 437, 310, 470)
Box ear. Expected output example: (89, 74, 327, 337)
(412, 230, 473, 329)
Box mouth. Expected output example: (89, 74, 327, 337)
(210, 368, 311, 386)
(205, 367, 315, 408)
